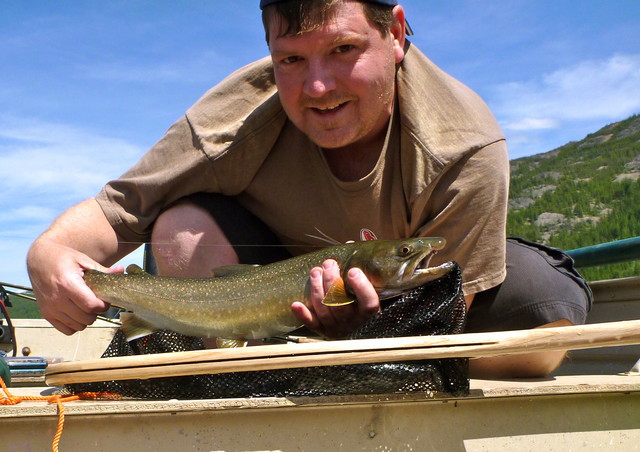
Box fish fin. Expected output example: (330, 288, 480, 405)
(216, 338, 248, 348)
(321, 277, 356, 306)
(211, 264, 260, 277)
(119, 312, 159, 341)
(126, 264, 147, 275)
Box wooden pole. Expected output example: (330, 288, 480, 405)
(46, 320, 640, 386)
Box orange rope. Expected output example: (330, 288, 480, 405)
(1, 375, 121, 451)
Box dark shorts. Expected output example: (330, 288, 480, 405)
(464, 237, 592, 332)
(170, 193, 292, 265)
(171, 194, 592, 333)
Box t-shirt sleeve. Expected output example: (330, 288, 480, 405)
(414, 139, 509, 295)
(94, 56, 285, 244)
(95, 116, 218, 243)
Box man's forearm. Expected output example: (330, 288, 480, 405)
(30, 197, 137, 266)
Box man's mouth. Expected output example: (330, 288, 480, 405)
(311, 101, 347, 114)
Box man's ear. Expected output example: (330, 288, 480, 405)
(391, 5, 407, 63)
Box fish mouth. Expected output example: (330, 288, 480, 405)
(378, 246, 454, 299)
(402, 239, 452, 282)
(417, 248, 436, 270)
(412, 257, 456, 280)
(406, 249, 438, 278)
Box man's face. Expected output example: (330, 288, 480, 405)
(268, 2, 405, 150)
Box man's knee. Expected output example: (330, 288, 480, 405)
(151, 201, 238, 277)
(470, 349, 567, 379)
(469, 319, 572, 379)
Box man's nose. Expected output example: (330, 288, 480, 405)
(303, 60, 336, 97)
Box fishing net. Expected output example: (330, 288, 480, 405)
(64, 263, 468, 399)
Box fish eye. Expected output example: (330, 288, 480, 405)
(401, 245, 412, 255)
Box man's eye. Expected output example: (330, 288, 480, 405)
(282, 55, 301, 64)
(334, 45, 354, 54)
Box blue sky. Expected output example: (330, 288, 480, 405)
(1, 0, 640, 286)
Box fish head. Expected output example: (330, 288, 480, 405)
(343, 237, 454, 299)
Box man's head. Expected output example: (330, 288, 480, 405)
(261, 0, 399, 43)
(261, 0, 407, 152)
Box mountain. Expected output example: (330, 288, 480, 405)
(507, 114, 640, 281)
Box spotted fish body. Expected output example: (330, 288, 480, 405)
(84, 238, 454, 341)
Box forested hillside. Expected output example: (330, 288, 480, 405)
(507, 114, 640, 281)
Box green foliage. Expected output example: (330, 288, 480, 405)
(507, 114, 640, 281)
(5, 292, 41, 319)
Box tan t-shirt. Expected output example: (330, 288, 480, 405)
(96, 42, 509, 295)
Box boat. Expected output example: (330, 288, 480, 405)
(2, 238, 640, 451)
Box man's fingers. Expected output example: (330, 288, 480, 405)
(99, 264, 125, 275)
(309, 266, 337, 326)
(291, 301, 321, 331)
(27, 238, 120, 335)
(346, 267, 381, 317)
(60, 309, 96, 333)
(37, 268, 110, 335)
(321, 260, 340, 293)
(44, 305, 95, 336)
(295, 260, 382, 339)
(48, 318, 78, 337)
(68, 271, 111, 313)
(325, 267, 381, 336)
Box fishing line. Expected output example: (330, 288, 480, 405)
(116, 240, 327, 248)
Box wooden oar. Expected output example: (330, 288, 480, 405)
(45, 320, 640, 386)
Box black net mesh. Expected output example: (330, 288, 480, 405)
(64, 263, 468, 399)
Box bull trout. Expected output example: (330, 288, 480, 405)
(84, 238, 454, 342)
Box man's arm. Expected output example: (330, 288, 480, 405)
(26, 198, 139, 335)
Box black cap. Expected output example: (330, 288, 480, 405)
(260, 0, 398, 9)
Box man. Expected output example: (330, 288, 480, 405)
(26, 0, 590, 378)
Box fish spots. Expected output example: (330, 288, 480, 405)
(86, 238, 448, 339)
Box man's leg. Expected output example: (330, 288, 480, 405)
(469, 319, 573, 378)
(151, 193, 291, 278)
(152, 201, 238, 278)
(465, 238, 592, 378)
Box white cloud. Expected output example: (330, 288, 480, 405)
(503, 117, 559, 131)
(491, 53, 640, 158)
(494, 53, 640, 122)
(0, 116, 145, 286)
(0, 206, 57, 226)
(0, 116, 144, 203)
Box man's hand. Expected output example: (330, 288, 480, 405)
(26, 198, 138, 335)
(27, 238, 123, 336)
(291, 259, 380, 339)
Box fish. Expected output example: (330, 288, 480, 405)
(84, 237, 454, 342)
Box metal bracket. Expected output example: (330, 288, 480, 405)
(0, 285, 16, 355)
